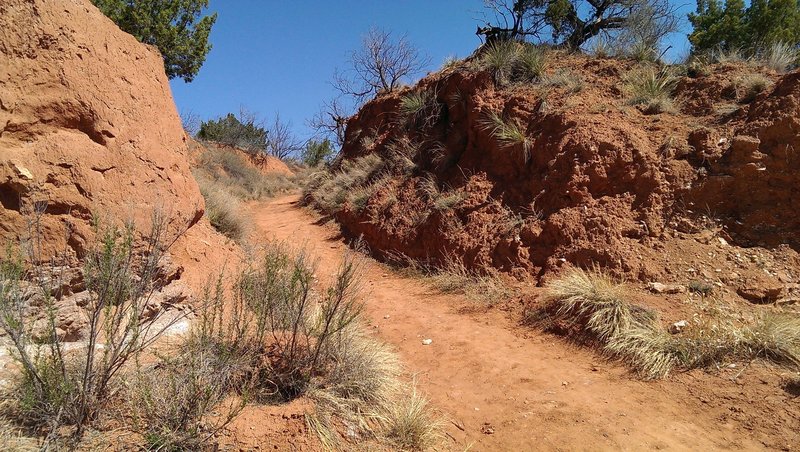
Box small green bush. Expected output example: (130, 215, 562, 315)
(197, 112, 267, 153)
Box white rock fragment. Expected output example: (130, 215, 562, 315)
(669, 320, 688, 334)
(647, 282, 686, 294)
(421, 338, 433, 345)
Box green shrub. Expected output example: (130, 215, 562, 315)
(1, 213, 189, 440)
(197, 112, 267, 153)
(301, 139, 335, 167)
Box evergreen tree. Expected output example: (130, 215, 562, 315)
(688, 0, 800, 53)
(197, 113, 268, 153)
(301, 139, 335, 167)
(92, 0, 216, 82)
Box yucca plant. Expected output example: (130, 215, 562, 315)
(515, 44, 547, 81)
(480, 111, 531, 162)
(479, 40, 521, 84)
(626, 67, 677, 114)
(399, 90, 441, 129)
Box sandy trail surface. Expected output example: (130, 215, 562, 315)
(249, 195, 768, 451)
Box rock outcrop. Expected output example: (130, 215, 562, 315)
(0, 0, 204, 259)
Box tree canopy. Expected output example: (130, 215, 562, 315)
(197, 112, 267, 153)
(479, 0, 678, 49)
(688, 0, 800, 53)
(301, 139, 335, 167)
(92, 0, 216, 82)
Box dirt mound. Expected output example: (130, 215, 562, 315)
(190, 140, 294, 176)
(307, 50, 800, 290)
(0, 0, 204, 254)
(693, 71, 800, 249)
(0, 0, 236, 338)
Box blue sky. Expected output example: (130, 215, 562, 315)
(170, 1, 696, 142)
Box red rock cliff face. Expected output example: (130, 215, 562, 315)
(0, 0, 204, 258)
(311, 51, 800, 282)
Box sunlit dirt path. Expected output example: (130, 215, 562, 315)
(248, 195, 765, 451)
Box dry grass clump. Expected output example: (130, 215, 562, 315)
(625, 67, 677, 114)
(537, 268, 800, 379)
(540, 68, 584, 93)
(760, 41, 799, 73)
(303, 153, 386, 214)
(195, 147, 296, 200)
(383, 385, 440, 450)
(389, 254, 513, 307)
(432, 190, 467, 211)
(196, 177, 247, 241)
(734, 73, 773, 103)
(431, 259, 513, 306)
(741, 313, 800, 367)
(193, 145, 301, 241)
(480, 111, 532, 163)
(478, 40, 547, 85)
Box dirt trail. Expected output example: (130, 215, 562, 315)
(249, 195, 766, 451)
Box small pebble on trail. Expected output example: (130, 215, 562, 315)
(422, 338, 433, 345)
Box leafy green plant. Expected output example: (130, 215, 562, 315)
(197, 111, 267, 153)
(301, 139, 335, 167)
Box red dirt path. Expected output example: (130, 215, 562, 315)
(248, 195, 796, 451)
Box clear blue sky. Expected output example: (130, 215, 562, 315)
(170, 1, 695, 143)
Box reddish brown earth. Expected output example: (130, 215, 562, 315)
(188, 140, 295, 177)
(0, 0, 234, 341)
(250, 195, 799, 451)
(320, 51, 800, 305)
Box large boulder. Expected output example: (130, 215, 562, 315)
(0, 0, 204, 259)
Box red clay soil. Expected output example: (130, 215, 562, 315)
(316, 50, 800, 303)
(189, 140, 295, 177)
(249, 195, 799, 451)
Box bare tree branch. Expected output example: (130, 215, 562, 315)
(266, 113, 303, 160)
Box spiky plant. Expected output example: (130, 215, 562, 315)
(480, 111, 531, 162)
(384, 385, 440, 450)
(515, 44, 547, 81)
(626, 67, 677, 114)
(479, 40, 521, 84)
